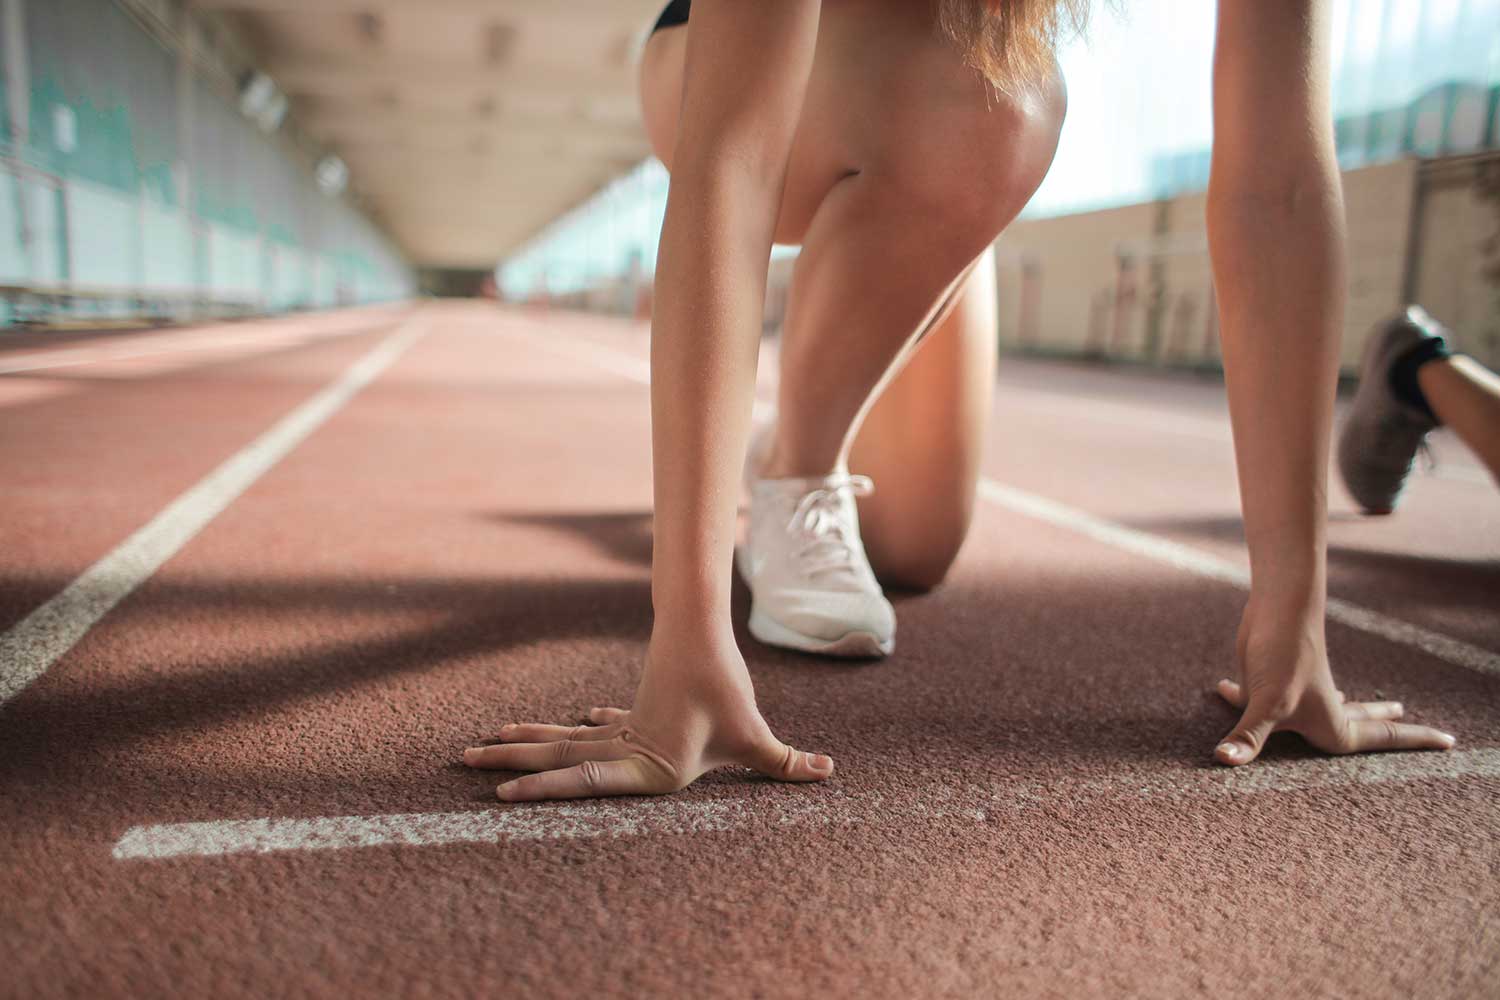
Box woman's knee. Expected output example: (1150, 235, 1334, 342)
(884, 67, 1067, 251)
(866, 531, 967, 592)
(860, 501, 974, 591)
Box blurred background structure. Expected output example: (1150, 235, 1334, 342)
(0, 0, 659, 324)
(2, 0, 1497, 370)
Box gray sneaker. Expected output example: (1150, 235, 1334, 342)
(1336, 306, 1444, 515)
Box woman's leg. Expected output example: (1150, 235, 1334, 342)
(643, 13, 1057, 592)
(748, 5, 1061, 597)
(1419, 355, 1500, 484)
(846, 249, 998, 589)
(1338, 307, 1500, 512)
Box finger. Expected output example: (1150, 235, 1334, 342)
(497, 758, 665, 801)
(1215, 706, 1279, 767)
(1340, 719, 1456, 754)
(494, 722, 620, 743)
(1216, 679, 1247, 708)
(1340, 701, 1404, 722)
(744, 741, 835, 783)
(463, 737, 628, 772)
(1336, 689, 1346, 703)
(589, 706, 629, 724)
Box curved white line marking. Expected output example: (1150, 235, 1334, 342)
(0, 316, 427, 707)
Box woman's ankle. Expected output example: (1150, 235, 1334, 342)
(758, 442, 845, 480)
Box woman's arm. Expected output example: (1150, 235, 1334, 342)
(464, 1, 833, 800)
(650, 0, 819, 634)
(1206, 0, 1452, 762)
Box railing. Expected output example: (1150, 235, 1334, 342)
(0, 155, 398, 326)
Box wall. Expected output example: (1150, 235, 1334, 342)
(990, 156, 1499, 373)
(0, 0, 414, 323)
(511, 153, 1499, 378)
(1408, 152, 1500, 365)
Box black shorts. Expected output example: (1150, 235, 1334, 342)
(652, 0, 690, 33)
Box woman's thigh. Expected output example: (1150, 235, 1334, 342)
(639, 26, 853, 246)
(639, 1, 1055, 245)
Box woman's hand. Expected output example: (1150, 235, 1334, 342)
(1213, 599, 1456, 765)
(462, 626, 833, 800)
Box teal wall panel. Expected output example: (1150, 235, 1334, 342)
(1, 0, 413, 319)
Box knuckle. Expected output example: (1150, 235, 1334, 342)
(1264, 693, 1301, 721)
(550, 739, 575, 767)
(1329, 719, 1359, 754)
(578, 759, 603, 793)
(777, 743, 799, 778)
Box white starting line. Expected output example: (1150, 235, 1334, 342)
(0, 310, 401, 376)
(113, 747, 1500, 860)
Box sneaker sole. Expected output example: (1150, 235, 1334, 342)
(747, 606, 893, 659)
(736, 545, 894, 659)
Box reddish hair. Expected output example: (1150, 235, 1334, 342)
(937, 0, 1091, 93)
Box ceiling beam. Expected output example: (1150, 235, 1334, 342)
(331, 135, 649, 162)
(297, 92, 642, 125)
(305, 115, 644, 147)
(191, 0, 662, 17)
(267, 59, 631, 103)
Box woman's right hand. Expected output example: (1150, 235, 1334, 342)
(462, 625, 834, 801)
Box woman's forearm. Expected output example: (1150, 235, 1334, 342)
(645, 1, 820, 634)
(1208, 177, 1345, 600)
(1207, 0, 1343, 605)
(649, 167, 783, 628)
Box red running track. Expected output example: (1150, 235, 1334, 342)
(1, 301, 1496, 998)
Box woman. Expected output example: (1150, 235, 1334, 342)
(464, 0, 1456, 800)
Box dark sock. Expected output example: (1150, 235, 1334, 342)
(1388, 335, 1450, 422)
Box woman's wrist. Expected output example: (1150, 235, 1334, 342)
(1246, 568, 1326, 620)
(1245, 523, 1327, 603)
(650, 577, 736, 645)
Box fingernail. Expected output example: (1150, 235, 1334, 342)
(500, 724, 516, 737)
(1216, 742, 1241, 761)
(1438, 732, 1456, 749)
(462, 747, 479, 763)
(811, 754, 832, 770)
(496, 784, 516, 801)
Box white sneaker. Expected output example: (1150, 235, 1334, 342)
(736, 471, 897, 658)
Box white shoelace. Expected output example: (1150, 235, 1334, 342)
(784, 475, 874, 579)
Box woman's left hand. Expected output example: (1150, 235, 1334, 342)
(1213, 601, 1456, 765)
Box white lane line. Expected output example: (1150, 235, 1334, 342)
(0, 316, 428, 707)
(1002, 384, 1491, 486)
(977, 480, 1500, 676)
(0, 314, 394, 376)
(510, 328, 1500, 678)
(515, 326, 653, 384)
(113, 748, 1500, 860)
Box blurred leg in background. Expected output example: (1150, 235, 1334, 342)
(1338, 306, 1500, 514)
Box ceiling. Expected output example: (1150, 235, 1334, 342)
(197, 0, 664, 269)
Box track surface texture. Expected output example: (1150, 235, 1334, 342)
(2, 302, 1497, 998)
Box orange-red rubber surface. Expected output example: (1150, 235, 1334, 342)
(1, 302, 1496, 998)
